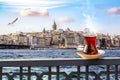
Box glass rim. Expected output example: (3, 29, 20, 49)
(84, 35, 96, 37)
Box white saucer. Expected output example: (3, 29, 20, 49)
(77, 50, 105, 59)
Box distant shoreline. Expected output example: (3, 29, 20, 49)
(0, 44, 120, 50)
(0, 44, 30, 49)
(98, 47, 120, 50)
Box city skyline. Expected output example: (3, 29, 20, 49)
(0, 0, 120, 35)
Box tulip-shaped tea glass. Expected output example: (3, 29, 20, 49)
(83, 36, 98, 55)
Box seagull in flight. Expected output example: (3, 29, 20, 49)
(8, 18, 18, 26)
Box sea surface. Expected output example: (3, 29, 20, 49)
(0, 49, 120, 80)
(0, 49, 120, 59)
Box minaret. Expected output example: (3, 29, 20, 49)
(52, 21, 57, 30)
(42, 27, 46, 33)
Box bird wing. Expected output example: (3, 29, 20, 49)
(11, 18, 18, 24)
(8, 18, 18, 25)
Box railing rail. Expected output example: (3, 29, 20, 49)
(0, 57, 120, 80)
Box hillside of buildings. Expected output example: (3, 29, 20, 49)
(0, 21, 120, 49)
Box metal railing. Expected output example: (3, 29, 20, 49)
(0, 57, 120, 80)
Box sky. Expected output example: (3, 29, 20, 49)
(0, 0, 120, 35)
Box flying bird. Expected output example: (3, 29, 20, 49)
(8, 18, 18, 26)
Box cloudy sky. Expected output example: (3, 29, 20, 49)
(0, 0, 120, 35)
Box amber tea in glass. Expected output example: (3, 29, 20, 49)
(83, 36, 98, 55)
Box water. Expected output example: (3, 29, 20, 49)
(0, 49, 120, 59)
(1, 49, 120, 80)
(0, 49, 79, 59)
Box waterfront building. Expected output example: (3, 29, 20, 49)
(111, 37, 119, 47)
(38, 37, 46, 47)
(46, 33, 53, 38)
(0, 39, 5, 44)
(99, 37, 107, 48)
(28, 36, 38, 46)
(110, 35, 115, 46)
(106, 36, 111, 48)
(64, 34, 77, 48)
(52, 33, 61, 45)
(10, 32, 28, 45)
(0, 35, 6, 44)
(74, 33, 84, 45)
(0, 35, 13, 45)
(13, 40, 19, 45)
(117, 35, 120, 47)
(45, 37, 52, 46)
(18, 35, 27, 45)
